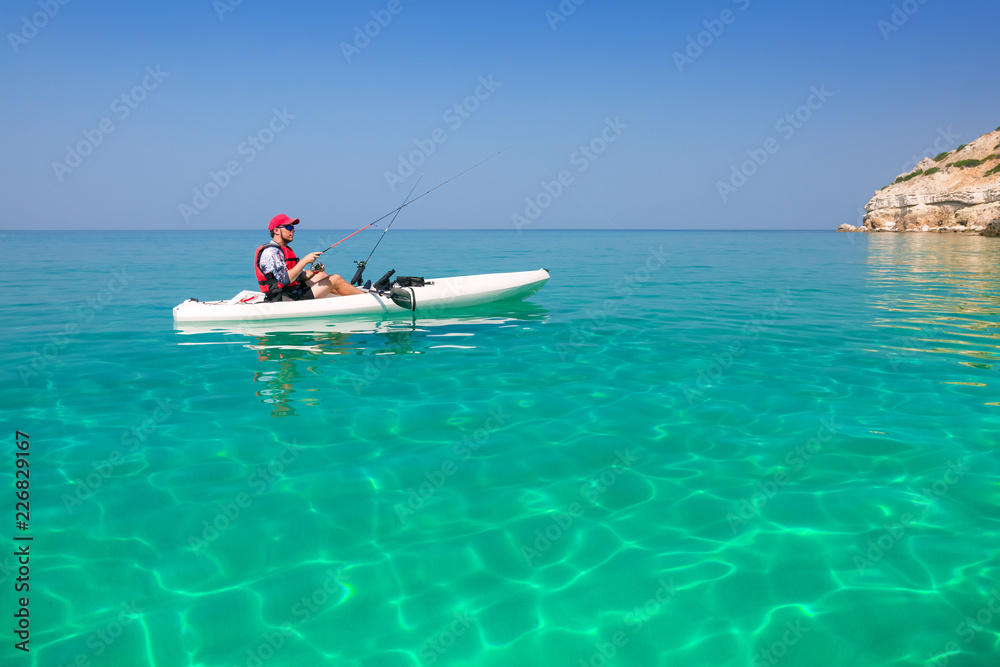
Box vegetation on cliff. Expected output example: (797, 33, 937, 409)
(840, 124, 1000, 234)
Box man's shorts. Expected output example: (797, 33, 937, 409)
(265, 284, 315, 302)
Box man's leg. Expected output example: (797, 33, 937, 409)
(305, 272, 364, 298)
(328, 273, 365, 295)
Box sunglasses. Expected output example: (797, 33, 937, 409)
(279, 225, 296, 231)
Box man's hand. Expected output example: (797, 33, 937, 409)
(290, 251, 323, 283)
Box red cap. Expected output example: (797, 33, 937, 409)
(269, 214, 300, 231)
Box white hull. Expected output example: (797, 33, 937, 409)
(172, 269, 549, 323)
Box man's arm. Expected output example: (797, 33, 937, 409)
(288, 252, 322, 283)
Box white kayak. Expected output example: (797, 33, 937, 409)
(172, 269, 550, 323)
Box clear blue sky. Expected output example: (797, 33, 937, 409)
(2, 0, 998, 230)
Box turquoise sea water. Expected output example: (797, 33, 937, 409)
(3, 230, 999, 667)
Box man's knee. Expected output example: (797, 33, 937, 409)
(329, 274, 344, 283)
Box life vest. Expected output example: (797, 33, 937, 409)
(254, 242, 300, 293)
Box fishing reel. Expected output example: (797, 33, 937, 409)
(311, 262, 324, 273)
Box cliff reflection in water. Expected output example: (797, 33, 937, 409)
(175, 303, 548, 417)
(865, 234, 1000, 369)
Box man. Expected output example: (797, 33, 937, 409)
(253, 214, 364, 301)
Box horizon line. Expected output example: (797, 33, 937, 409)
(15, 228, 840, 232)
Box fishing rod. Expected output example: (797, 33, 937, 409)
(314, 148, 508, 260)
(350, 176, 422, 286)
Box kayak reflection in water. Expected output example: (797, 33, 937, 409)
(254, 352, 301, 418)
(253, 214, 364, 302)
(251, 328, 417, 417)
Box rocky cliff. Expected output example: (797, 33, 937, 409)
(839, 126, 1000, 234)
